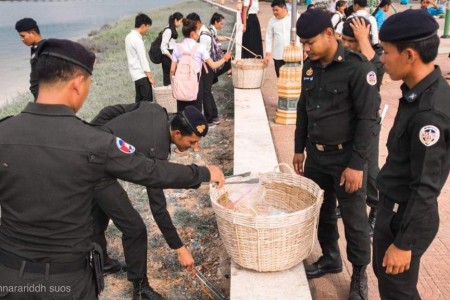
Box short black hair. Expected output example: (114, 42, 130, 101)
(354, 0, 368, 7)
(271, 0, 287, 8)
(135, 13, 152, 28)
(210, 12, 225, 25)
(36, 56, 90, 85)
(393, 34, 440, 64)
(170, 113, 196, 137)
(307, 4, 316, 9)
(186, 12, 201, 23)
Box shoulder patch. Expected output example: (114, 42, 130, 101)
(116, 137, 136, 154)
(366, 71, 377, 86)
(419, 125, 440, 147)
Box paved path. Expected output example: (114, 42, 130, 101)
(214, 1, 450, 298)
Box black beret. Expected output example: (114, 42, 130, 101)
(38, 39, 96, 74)
(297, 9, 333, 39)
(379, 9, 438, 42)
(182, 106, 208, 137)
(342, 17, 371, 38)
(15, 18, 38, 32)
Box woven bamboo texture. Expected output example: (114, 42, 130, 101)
(210, 171, 324, 272)
(231, 58, 266, 89)
(153, 85, 177, 113)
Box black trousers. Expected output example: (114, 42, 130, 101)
(91, 181, 147, 281)
(366, 122, 381, 208)
(0, 261, 97, 299)
(134, 77, 153, 102)
(161, 51, 173, 86)
(304, 140, 371, 266)
(198, 65, 218, 123)
(273, 59, 285, 78)
(373, 196, 439, 299)
(242, 14, 263, 59)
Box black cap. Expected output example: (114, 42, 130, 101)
(38, 39, 96, 74)
(182, 106, 208, 137)
(15, 18, 38, 32)
(379, 9, 438, 43)
(297, 9, 333, 39)
(342, 17, 371, 38)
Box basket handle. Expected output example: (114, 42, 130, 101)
(273, 163, 296, 175)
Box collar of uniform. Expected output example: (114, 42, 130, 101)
(22, 102, 76, 116)
(209, 25, 218, 36)
(400, 66, 442, 103)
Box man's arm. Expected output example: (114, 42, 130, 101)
(135, 38, 154, 86)
(293, 74, 309, 175)
(264, 18, 274, 64)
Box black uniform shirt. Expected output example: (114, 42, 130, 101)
(91, 102, 184, 249)
(0, 103, 210, 262)
(376, 66, 450, 250)
(29, 39, 46, 100)
(295, 43, 379, 170)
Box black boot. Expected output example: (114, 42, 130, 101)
(368, 208, 377, 237)
(305, 242, 342, 279)
(348, 265, 368, 300)
(132, 278, 164, 300)
(103, 257, 127, 275)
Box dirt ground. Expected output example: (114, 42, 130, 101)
(100, 76, 234, 300)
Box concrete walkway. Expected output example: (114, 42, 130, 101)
(210, 0, 450, 299)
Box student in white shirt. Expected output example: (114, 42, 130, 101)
(331, 0, 347, 39)
(161, 12, 183, 86)
(170, 18, 231, 114)
(350, 0, 379, 46)
(125, 13, 154, 102)
(264, 0, 299, 77)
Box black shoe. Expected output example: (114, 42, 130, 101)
(305, 255, 343, 279)
(368, 208, 377, 237)
(103, 257, 126, 275)
(336, 206, 341, 218)
(132, 278, 164, 300)
(348, 265, 368, 300)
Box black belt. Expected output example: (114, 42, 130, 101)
(380, 195, 405, 214)
(313, 142, 347, 152)
(0, 250, 87, 274)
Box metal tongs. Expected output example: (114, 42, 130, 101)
(195, 269, 228, 300)
(225, 171, 259, 185)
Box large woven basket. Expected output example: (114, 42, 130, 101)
(231, 58, 266, 89)
(210, 167, 323, 272)
(153, 85, 177, 113)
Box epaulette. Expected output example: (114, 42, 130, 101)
(347, 49, 368, 62)
(0, 116, 14, 123)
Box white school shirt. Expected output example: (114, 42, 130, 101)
(243, 0, 259, 14)
(352, 10, 379, 45)
(161, 26, 177, 56)
(125, 29, 151, 81)
(331, 11, 346, 35)
(172, 38, 210, 74)
(265, 13, 299, 60)
(198, 25, 212, 54)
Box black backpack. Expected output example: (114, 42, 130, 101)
(149, 27, 169, 64)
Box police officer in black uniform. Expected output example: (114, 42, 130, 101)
(341, 16, 385, 236)
(0, 39, 225, 300)
(90, 103, 209, 300)
(293, 9, 379, 300)
(15, 18, 46, 100)
(374, 10, 450, 299)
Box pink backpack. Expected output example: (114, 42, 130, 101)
(172, 44, 201, 101)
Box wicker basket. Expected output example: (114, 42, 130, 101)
(153, 85, 177, 113)
(210, 165, 324, 272)
(231, 58, 266, 89)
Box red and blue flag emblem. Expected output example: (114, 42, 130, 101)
(116, 137, 136, 154)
